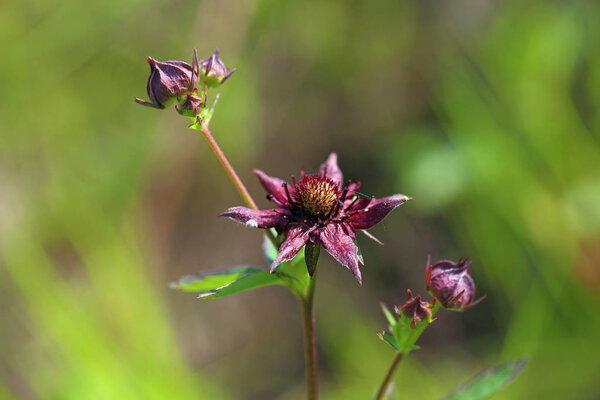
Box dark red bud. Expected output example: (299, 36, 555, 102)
(395, 289, 435, 328)
(176, 93, 205, 117)
(425, 254, 486, 311)
(135, 51, 200, 109)
(147, 58, 193, 107)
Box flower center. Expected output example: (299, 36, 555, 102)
(294, 175, 339, 217)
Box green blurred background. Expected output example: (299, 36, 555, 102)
(2, 0, 600, 398)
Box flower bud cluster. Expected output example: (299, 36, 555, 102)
(378, 254, 485, 353)
(396, 254, 485, 324)
(135, 49, 236, 121)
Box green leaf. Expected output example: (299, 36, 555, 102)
(199, 271, 285, 299)
(391, 319, 409, 344)
(442, 359, 527, 400)
(380, 302, 397, 327)
(276, 250, 311, 295)
(262, 232, 279, 265)
(170, 266, 285, 299)
(171, 266, 263, 292)
(378, 331, 400, 352)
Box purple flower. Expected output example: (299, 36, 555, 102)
(425, 254, 486, 310)
(221, 153, 411, 283)
(395, 289, 435, 328)
(135, 50, 200, 109)
(198, 49, 237, 88)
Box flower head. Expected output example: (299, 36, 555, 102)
(221, 153, 411, 283)
(395, 289, 435, 328)
(198, 49, 237, 88)
(425, 254, 486, 310)
(135, 50, 200, 109)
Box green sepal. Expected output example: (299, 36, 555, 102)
(380, 302, 397, 327)
(188, 120, 201, 130)
(200, 76, 222, 88)
(442, 359, 527, 400)
(262, 230, 280, 264)
(187, 96, 214, 130)
(304, 243, 320, 277)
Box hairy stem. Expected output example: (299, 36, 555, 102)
(302, 268, 319, 400)
(374, 352, 403, 400)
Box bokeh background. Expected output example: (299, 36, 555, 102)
(2, 0, 600, 398)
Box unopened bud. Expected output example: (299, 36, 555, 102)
(198, 49, 236, 87)
(395, 289, 435, 328)
(176, 93, 205, 117)
(135, 51, 199, 109)
(425, 255, 486, 311)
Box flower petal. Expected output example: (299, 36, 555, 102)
(346, 194, 412, 230)
(342, 180, 362, 207)
(253, 169, 294, 206)
(320, 224, 362, 284)
(320, 153, 343, 186)
(220, 207, 288, 230)
(162, 60, 194, 71)
(270, 225, 312, 272)
(346, 197, 371, 212)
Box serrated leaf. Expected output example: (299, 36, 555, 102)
(442, 359, 527, 400)
(171, 266, 285, 299)
(378, 331, 400, 351)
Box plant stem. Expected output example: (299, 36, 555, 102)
(374, 352, 404, 400)
(199, 123, 259, 209)
(197, 123, 277, 246)
(302, 268, 319, 400)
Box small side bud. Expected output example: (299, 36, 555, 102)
(199, 49, 237, 88)
(176, 93, 205, 117)
(395, 289, 435, 328)
(425, 255, 486, 311)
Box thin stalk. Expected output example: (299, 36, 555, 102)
(302, 268, 319, 400)
(374, 352, 404, 400)
(197, 122, 277, 247)
(199, 123, 259, 209)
